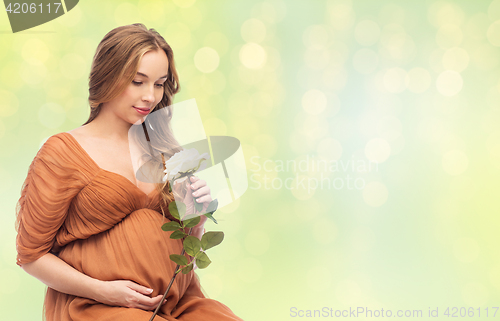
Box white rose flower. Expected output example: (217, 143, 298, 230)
(162, 148, 210, 184)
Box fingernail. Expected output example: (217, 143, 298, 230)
(147, 288, 153, 293)
(191, 185, 195, 189)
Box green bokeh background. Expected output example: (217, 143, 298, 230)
(1, 0, 500, 320)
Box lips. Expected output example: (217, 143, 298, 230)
(133, 106, 150, 115)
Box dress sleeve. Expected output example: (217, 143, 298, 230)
(15, 135, 81, 267)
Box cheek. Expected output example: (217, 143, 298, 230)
(155, 90, 164, 103)
(122, 88, 140, 102)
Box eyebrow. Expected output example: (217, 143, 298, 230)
(136, 72, 168, 80)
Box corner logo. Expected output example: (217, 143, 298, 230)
(3, 0, 79, 33)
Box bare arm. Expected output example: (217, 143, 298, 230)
(20, 253, 166, 310)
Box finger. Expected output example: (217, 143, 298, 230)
(191, 185, 210, 198)
(137, 299, 166, 311)
(139, 297, 166, 311)
(189, 178, 206, 190)
(188, 176, 198, 188)
(127, 282, 154, 296)
(157, 296, 168, 305)
(195, 194, 213, 204)
(134, 294, 162, 309)
(151, 294, 166, 305)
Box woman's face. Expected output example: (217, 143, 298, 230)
(102, 49, 170, 125)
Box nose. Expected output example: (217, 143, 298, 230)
(142, 84, 155, 103)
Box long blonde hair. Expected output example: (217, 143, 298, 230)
(84, 23, 184, 220)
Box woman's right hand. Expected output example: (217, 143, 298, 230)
(95, 280, 166, 310)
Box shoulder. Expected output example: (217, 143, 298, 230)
(33, 132, 84, 170)
(21, 132, 94, 191)
(37, 132, 72, 157)
(41, 126, 95, 153)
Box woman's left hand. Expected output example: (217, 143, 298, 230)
(188, 176, 212, 209)
(181, 176, 211, 221)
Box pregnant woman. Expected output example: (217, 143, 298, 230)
(15, 23, 242, 321)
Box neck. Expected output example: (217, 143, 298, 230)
(84, 107, 136, 142)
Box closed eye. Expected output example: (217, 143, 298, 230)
(133, 80, 164, 88)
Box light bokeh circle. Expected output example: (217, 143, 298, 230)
(365, 138, 391, 163)
(302, 89, 327, 115)
(436, 70, 463, 96)
(436, 24, 463, 48)
(487, 20, 500, 47)
(303, 25, 329, 49)
(22, 38, 50, 65)
(241, 18, 267, 43)
(194, 47, 220, 73)
(442, 47, 469, 72)
(239, 43, 267, 69)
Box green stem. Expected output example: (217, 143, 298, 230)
(149, 228, 193, 321)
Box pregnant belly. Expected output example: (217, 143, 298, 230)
(58, 209, 192, 296)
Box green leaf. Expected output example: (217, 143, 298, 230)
(177, 202, 187, 218)
(182, 213, 197, 221)
(181, 263, 194, 274)
(161, 221, 182, 231)
(168, 202, 180, 220)
(203, 199, 218, 223)
(183, 216, 200, 228)
(169, 254, 188, 266)
(201, 231, 224, 251)
(194, 198, 204, 213)
(183, 236, 201, 257)
(170, 230, 186, 239)
(206, 199, 218, 214)
(204, 212, 218, 224)
(195, 252, 211, 269)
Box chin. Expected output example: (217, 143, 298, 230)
(133, 117, 147, 125)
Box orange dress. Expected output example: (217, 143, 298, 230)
(15, 132, 242, 321)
